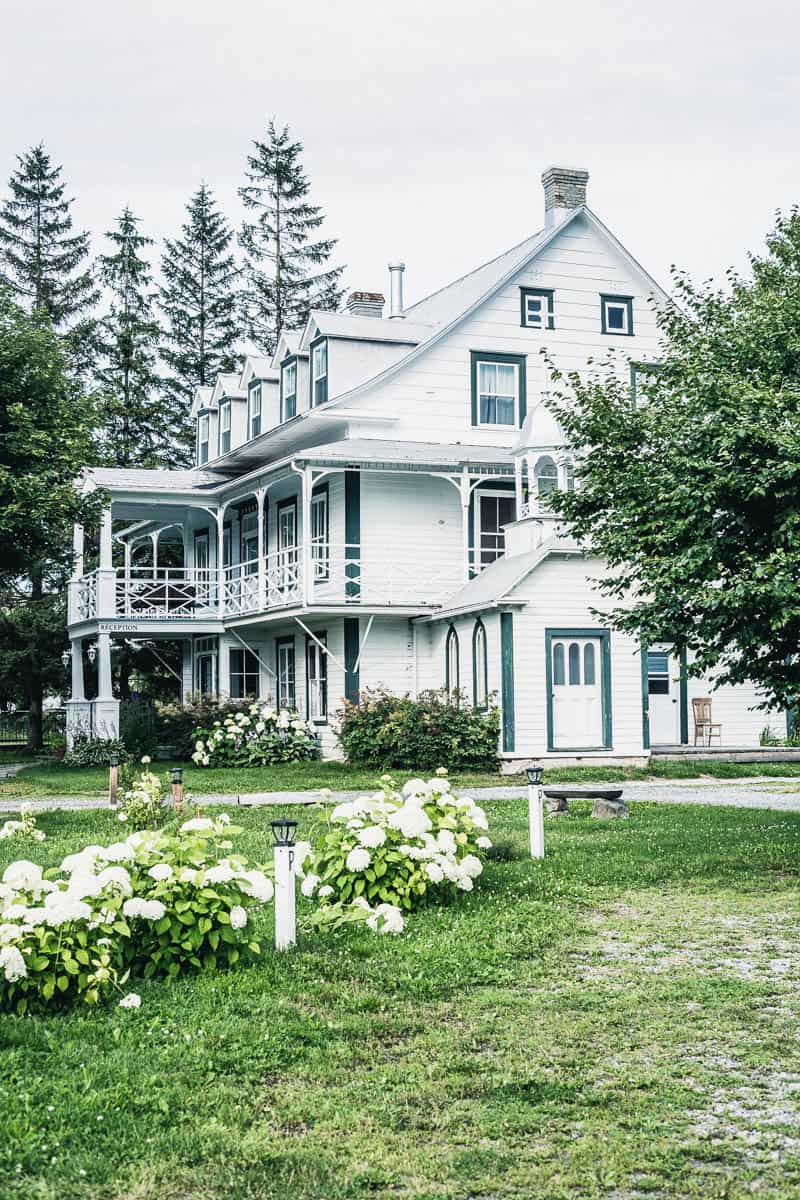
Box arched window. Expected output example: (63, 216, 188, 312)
(553, 641, 565, 686)
(472, 620, 488, 709)
(568, 641, 581, 685)
(583, 642, 596, 685)
(564, 459, 575, 491)
(445, 626, 460, 697)
(535, 455, 558, 498)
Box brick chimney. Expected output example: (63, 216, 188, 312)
(345, 291, 385, 318)
(541, 166, 589, 228)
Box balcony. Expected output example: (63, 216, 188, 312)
(69, 543, 464, 626)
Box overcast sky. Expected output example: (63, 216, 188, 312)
(2, 0, 798, 309)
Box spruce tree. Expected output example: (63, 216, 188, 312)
(160, 183, 240, 456)
(0, 143, 98, 361)
(94, 208, 167, 468)
(239, 120, 345, 353)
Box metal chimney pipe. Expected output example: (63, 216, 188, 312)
(388, 261, 405, 318)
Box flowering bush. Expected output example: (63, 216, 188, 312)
(117, 757, 168, 830)
(0, 815, 273, 1013)
(192, 703, 319, 767)
(297, 770, 492, 924)
(63, 737, 130, 767)
(0, 804, 45, 844)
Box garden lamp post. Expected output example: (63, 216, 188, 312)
(271, 817, 298, 951)
(170, 767, 184, 810)
(87, 643, 97, 665)
(108, 751, 120, 808)
(526, 766, 545, 859)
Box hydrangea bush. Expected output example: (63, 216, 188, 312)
(117, 757, 167, 830)
(192, 704, 319, 767)
(0, 804, 45, 844)
(298, 771, 492, 926)
(0, 815, 273, 1014)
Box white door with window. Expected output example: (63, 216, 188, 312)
(277, 503, 298, 590)
(551, 636, 603, 748)
(647, 645, 679, 745)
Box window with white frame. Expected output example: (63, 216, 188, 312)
(197, 413, 209, 465)
(534, 455, 559, 499)
(276, 638, 296, 709)
(194, 636, 217, 695)
(281, 359, 297, 421)
(219, 401, 231, 454)
(310, 487, 329, 580)
(520, 287, 555, 330)
(470, 353, 526, 428)
(248, 382, 262, 438)
(240, 508, 258, 574)
(230, 648, 259, 699)
(311, 339, 328, 406)
(307, 634, 328, 721)
(600, 294, 634, 336)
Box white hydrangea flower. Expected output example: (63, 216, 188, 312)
(460, 854, 483, 879)
(239, 870, 273, 902)
(300, 873, 319, 898)
(424, 861, 445, 883)
(0, 944, 27, 981)
(147, 863, 173, 883)
(388, 806, 432, 839)
(206, 864, 235, 884)
(180, 818, 214, 833)
(66, 873, 105, 900)
(437, 829, 457, 853)
(469, 806, 489, 830)
(456, 875, 474, 891)
(44, 896, 93, 926)
(366, 903, 404, 935)
(122, 898, 166, 921)
(358, 826, 386, 849)
(99, 842, 135, 863)
(2, 860, 42, 890)
(119, 992, 141, 1009)
(229, 905, 248, 930)
(179, 867, 201, 885)
(476, 836, 492, 850)
(401, 779, 429, 798)
(345, 846, 371, 872)
(293, 841, 312, 873)
(318, 884, 334, 898)
(0, 923, 21, 944)
(352, 896, 371, 911)
(195, 740, 205, 752)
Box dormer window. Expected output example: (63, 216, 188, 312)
(248, 382, 262, 439)
(470, 352, 527, 429)
(520, 287, 555, 330)
(197, 413, 209, 465)
(601, 294, 634, 336)
(281, 359, 297, 421)
(311, 338, 328, 407)
(219, 401, 231, 454)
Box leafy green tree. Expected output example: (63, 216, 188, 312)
(160, 184, 240, 460)
(239, 120, 344, 354)
(547, 209, 800, 712)
(0, 143, 98, 366)
(0, 291, 101, 746)
(94, 207, 166, 468)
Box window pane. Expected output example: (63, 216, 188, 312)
(607, 304, 625, 330)
(496, 363, 516, 393)
(583, 642, 596, 686)
(553, 642, 565, 686)
(479, 362, 497, 393)
(526, 296, 543, 325)
(474, 624, 487, 707)
(568, 642, 581, 685)
(495, 396, 515, 425)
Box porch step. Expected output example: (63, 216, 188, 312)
(651, 746, 800, 763)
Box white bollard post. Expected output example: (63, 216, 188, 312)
(271, 818, 298, 951)
(526, 767, 545, 859)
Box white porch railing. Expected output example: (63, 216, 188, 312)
(70, 542, 466, 624)
(114, 568, 218, 619)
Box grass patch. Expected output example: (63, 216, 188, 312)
(2, 798, 800, 1197)
(3, 756, 800, 801)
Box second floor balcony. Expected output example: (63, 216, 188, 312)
(68, 541, 465, 626)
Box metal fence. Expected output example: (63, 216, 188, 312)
(0, 708, 66, 747)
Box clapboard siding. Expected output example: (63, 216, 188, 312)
(340, 213, 662, 445)
(360, 473, 464, 593)
(359, 616, 414, 696)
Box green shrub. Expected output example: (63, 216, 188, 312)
(63, 737, 130, 768)
(192, 704, 319, 767)
(120, 699, 157, 759)
(338, 689, 500, 772)
(155, 697, 257, 760)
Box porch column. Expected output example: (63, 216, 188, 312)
(93, 633, 120, 739)
(256, 487, 266, 611)
(72, 524, 84, 579)
(96, 633, 113, 699)
(97, 506, 116, 618)
(151, 530, 159, 579)
(300, 465, 313, 605)
(99, 507, 113, 569)
(460, 466, 471, 582)
(70, 639, 85, 702)
(216, 507, 226, 618)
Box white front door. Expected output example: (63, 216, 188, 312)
(647, 645, 679, 745)
(551, 636, 603, 749)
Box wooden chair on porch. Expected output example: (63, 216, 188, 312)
(692, 697, 722, 747)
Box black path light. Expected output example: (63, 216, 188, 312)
(170, 767, 184, 810)
(526, 765, 545, 859)
(108, 751, 120, 808)
(271, 818, 298, 951)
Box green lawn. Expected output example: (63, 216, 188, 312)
(4, 756, 800, 800)
(2, 797, 800, 1198)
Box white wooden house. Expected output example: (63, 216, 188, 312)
(65, 166, 782, 763)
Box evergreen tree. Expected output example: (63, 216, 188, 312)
(0, 143, 98, 362)
(239, 120, 345, 353)
(160, 183, 240, 458)
(94, 207, 166, 468)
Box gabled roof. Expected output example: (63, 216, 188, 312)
(295, 438, 515, 471)
(302, 311, 432, 347)
(319, 206, 670, 413)
(211, 373, 246, 404)
(191, 386, 215, 417)
(271, 331, 305, 368)
(239, 356, 279, 389)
